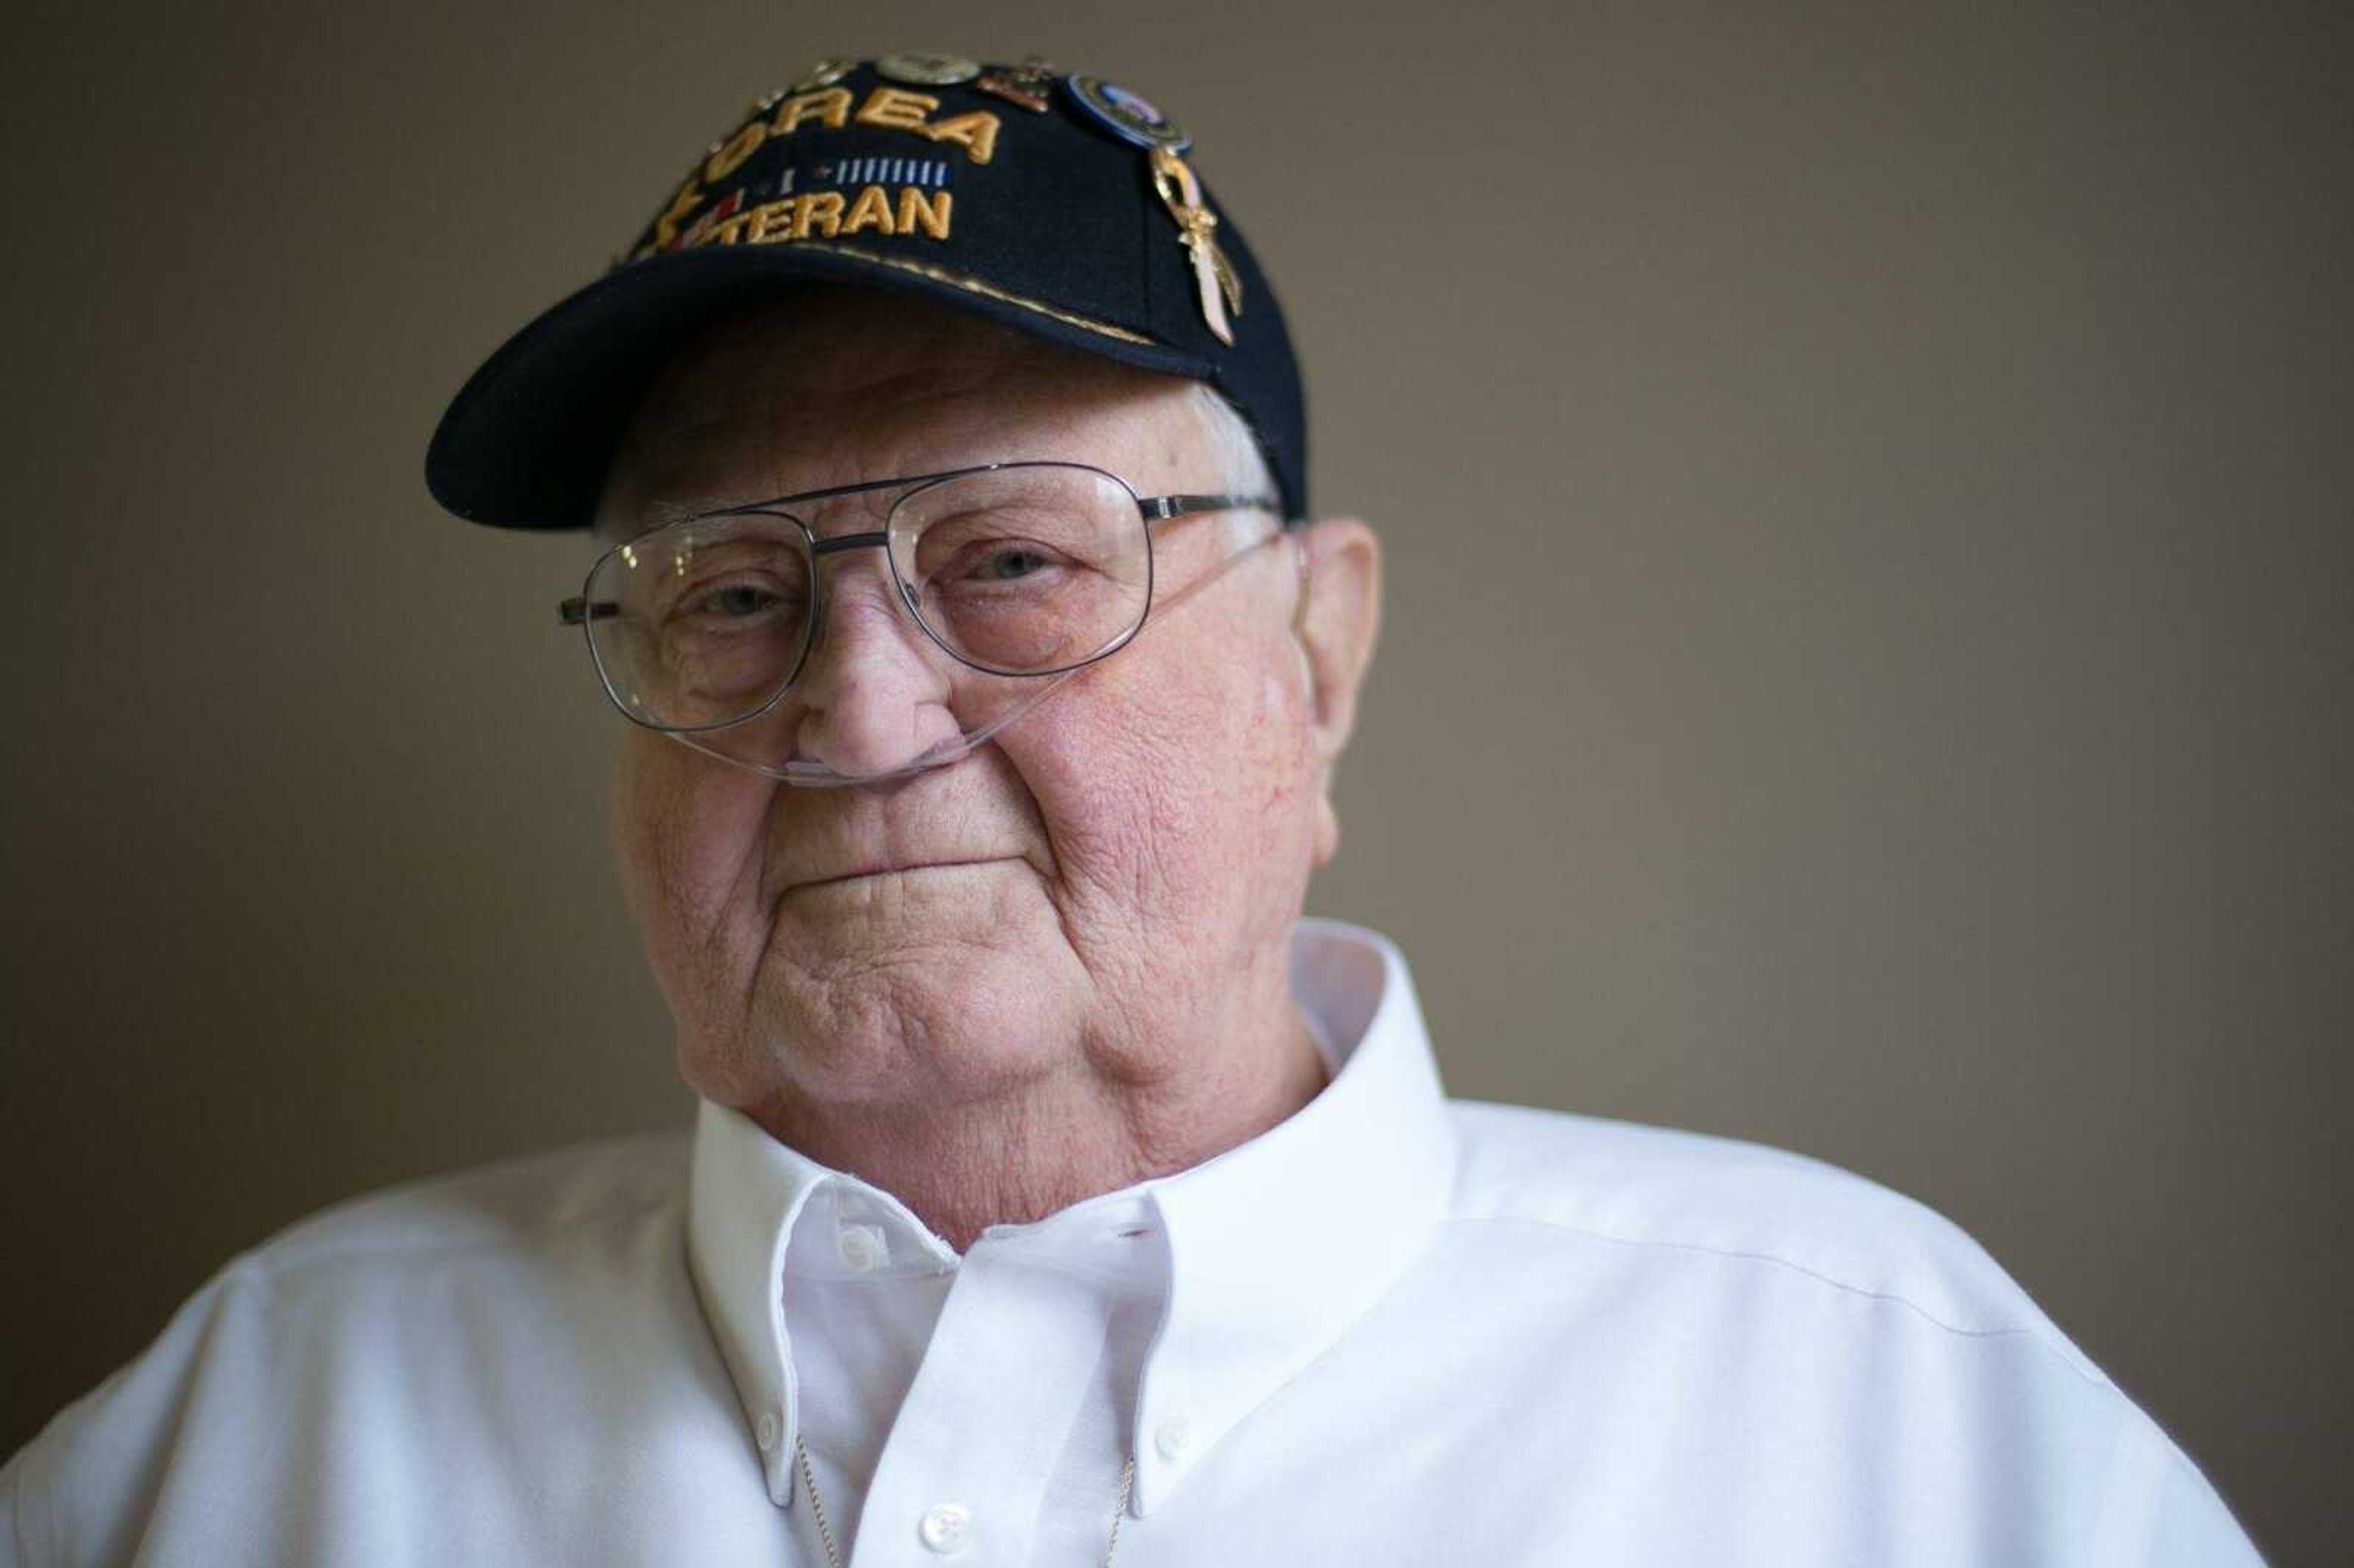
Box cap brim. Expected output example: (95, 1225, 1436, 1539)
(425, 245, 1212, 531)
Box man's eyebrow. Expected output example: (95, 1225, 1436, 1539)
(609, 494, 748, 537)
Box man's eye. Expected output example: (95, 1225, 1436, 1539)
(682, 581, 788, 619)
(984, 548, 1046, 580)
(966, 543, 1063, 582)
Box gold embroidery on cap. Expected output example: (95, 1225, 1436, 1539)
(841, 185, 896, 235)
(639, 88, 1000, 258)
(896, 187, 952, 240)
(791, 192, 846, 240)
(652, 176, 704, 249)
(704, 121, 768, 183)
(802, 245, 1157, 345)
(923, 111, 999, 166)
(745, 200, 795, 245)
(772, 88, 852, 135)
(855, 86, 940, 132)
(674, 186, 954, 247)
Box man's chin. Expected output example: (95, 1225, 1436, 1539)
(750, 878, 1088, 1096)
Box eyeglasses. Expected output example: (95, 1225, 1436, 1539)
(560, 462, 1284, 744)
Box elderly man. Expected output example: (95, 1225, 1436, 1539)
(3, 52, 2258, 1568)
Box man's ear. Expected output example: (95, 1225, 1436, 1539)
(1293, 518, 1381, 866)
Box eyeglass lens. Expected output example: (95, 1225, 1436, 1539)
(583, 464, 1149, 731)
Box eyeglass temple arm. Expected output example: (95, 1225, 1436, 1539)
(558, 598, 620, 626)
(1140, 493, 1287, 525)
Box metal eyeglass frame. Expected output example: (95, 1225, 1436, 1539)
(557, 460, 1288, 739)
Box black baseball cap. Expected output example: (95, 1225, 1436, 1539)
(425, 53, 1307, 530)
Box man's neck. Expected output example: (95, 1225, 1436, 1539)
(748, 1001, 1330, 1252)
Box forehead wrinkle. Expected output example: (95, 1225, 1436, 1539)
(599, 289, 1224, 540)
(613, 316, 1030, 515)
(623, 384, 1016, 531)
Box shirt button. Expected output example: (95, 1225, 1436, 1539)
(1154, 1414, 1193, 1460)
(755, 1412, 781, 1453)
(917, 1502, 972, 1554)
(837, 1224, 885, 1273)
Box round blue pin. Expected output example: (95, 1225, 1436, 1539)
(1065, 74, 1192, 153)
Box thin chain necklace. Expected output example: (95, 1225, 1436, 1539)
(796, 1430, 1136, 1567)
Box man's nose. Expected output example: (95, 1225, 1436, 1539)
(787, 556, 964, 780)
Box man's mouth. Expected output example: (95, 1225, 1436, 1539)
(787, 855, 1023, 892)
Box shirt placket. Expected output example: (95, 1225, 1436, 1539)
(848, 1239, 1124, 1567)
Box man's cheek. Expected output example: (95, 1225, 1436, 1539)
(1047, 776, 1189, 924)
(609, 742, 677, 937)
(1021, 726, 1212, 924)
(615, 739, 768, 951)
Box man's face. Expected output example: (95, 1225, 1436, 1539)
(598, 290, 1374, 1124)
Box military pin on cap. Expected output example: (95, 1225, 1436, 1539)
(1065, 74, 1191, 151)
(876, 51, 982, 86)
(1151, 146, 1241, 345)
(976, 56, 1057, 113)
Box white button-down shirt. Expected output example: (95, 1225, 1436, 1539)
(2, 921, 2258, 1566)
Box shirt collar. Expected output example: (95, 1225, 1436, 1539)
(687, 1099, 956, 1508)
(684, 917, 1457, 1515)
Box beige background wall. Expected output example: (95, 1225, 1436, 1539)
(2, 3, 2344, 1561)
